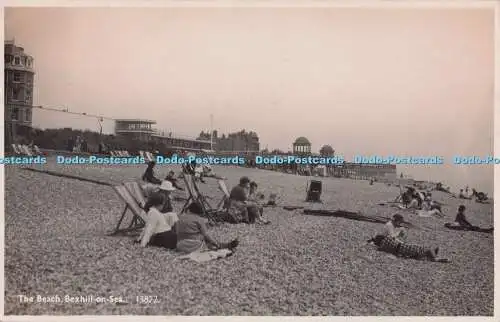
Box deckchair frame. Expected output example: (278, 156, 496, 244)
(216, 179, 230, 211)
(11, 144, 21, 155)
(181, 174, 221, 224)
(109, 185, 146, 236)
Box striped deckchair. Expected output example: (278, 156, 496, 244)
(124, 181, 147, 208)
(21, 145, 33, 156)
(33, 145, 42, 155)
(108, 185, 147, 236)
(216, 179, 231, 211)
(181, 174, 220, 224)
(11, 144, 22, 155)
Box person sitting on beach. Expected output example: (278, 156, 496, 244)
(368, 214, 407, 243)
(444, 205, 493, 233)
(458, 189, 471, 200)
(176, 202, 239, 254)
(471, 189, 488, 203)
(226, 176, 251, 224)
(247, 181, 271, 224)
(418, 196, 444, 217)
(164, 170, 184, 191)
(134, 193, 178, 249)
(144, 181, 176, 213)
(142, 161, 162, 185)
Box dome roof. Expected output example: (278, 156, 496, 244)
(294, 136, 311, 145)
(320, 145, 334, 154)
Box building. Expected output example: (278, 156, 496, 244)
(333, 163, 397, 180)
(152, 130, 212, 152)
(4, 40, 35, 143)
(114, 119, 157, 141)
(293, 136, 311, 155)
(198, 129, 260, 153)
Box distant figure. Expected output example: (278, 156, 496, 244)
(444, 205, 493, 233)
(165, 170, 184, 191)
(142, 161, 162, 185)
(458, 189, 471, 200)
(400, 173, 404, 179)
(471, 189, 488, 203)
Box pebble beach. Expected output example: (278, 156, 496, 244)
(4, 159, 494, 315)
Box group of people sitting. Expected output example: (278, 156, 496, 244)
(225, 176, 271, 225)
(458, 187, 489, 203)
(395, 187, 444, 217)
(136, 160, 275, 255)
(135, 184, 239, 254)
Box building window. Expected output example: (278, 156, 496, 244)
(26, 58, 32, 68)
(11, 108, 19, 121)
(5, 54, 12, 63)
(13, 56, 21, 65)
(12, 88, 21, 101)
(13, 72, 22, 82)
(25, 89, 32, 103)
(25, 109, 32, 122)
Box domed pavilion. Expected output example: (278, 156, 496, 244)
(293, 136, 311, 155)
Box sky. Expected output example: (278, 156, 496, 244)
(4, 6, 495, 193)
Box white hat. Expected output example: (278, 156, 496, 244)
(159, 180, 176, 191)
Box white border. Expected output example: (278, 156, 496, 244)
(1, 0, 498, 321)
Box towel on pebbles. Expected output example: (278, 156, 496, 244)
(177, 249, 233, 263)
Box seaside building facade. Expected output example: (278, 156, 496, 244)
(152, 130, 212, 152)
(198, 129, 260, 154)
(114, 119, 157, 141)
(4, 40, 35, 144)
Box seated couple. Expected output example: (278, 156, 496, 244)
(445, 205, 493, 233)
(135, 182, 238, 254)
(226, 176, 271, 225)
(368, 214, 450, 262)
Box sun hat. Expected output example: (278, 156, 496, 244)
(159, 180, 176, 191)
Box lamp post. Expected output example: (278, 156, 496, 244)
(210, 114, 214, 151)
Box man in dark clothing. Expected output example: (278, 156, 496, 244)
(449, 205, 494, 233)
(165, 170, 184, 191)
(142, 161, 162, 185)
(455, 205, 473, 228)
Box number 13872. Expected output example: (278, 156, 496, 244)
(136, 296, 160, 304)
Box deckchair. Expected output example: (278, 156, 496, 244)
(216, 179, 231, 211)
(181, 174, 220, 224)
(145, 152, 155, 162)
(110, 151, 117, 157)
(124, 181, 147, 208)
(11, 144, 21, 155)
(33, 145, 42, 155)
(108, 185, 147, 236)
(21, 145, 33, 156)
(123, 150, 130, 157)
